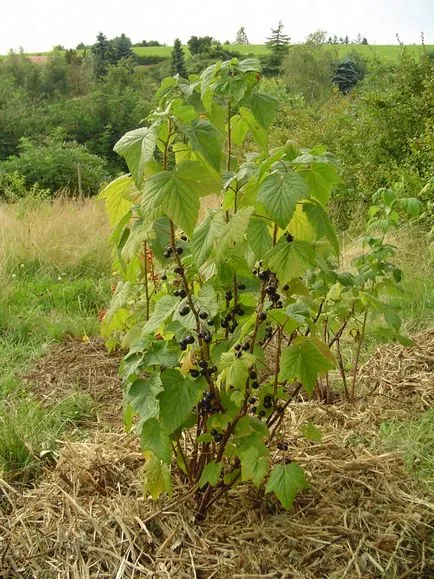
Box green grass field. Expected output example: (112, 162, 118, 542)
(12, 43, 434, 62)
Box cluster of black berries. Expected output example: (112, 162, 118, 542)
(210, 429, 223, 443)
(277, 441, 289, 451)
(220, 313, 238, 333)
(179, 334, 195, 351)
(190, 360, 217, 378)
(263, 394, 273, 409)
(234, 342, 250, 357)
(198, 390, 220, 415)
(163, 245, 183, 259)
(249, 370, 259, 389)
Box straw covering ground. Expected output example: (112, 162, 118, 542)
(1, 334, 433, 578)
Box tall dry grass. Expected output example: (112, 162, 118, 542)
(0, 198, 112, 277)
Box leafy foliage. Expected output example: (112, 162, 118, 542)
(100, 56, 415, 518)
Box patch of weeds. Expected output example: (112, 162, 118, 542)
(0, 391, 97, 483)
(379, 409, 434, 491)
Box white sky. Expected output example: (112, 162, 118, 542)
(1, 0, 433, 53)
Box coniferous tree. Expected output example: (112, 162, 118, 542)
(265, 21, 290, 76)
(91, 32, 113, 78)
(235, 26, 249, 45)
(112, 33, 134, 62)
(171, 38, 188, 78)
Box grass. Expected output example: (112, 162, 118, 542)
(0, 197, 112, 481)
(379, 409, 434, 491)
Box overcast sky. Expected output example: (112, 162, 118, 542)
(1, 0, 433, 54)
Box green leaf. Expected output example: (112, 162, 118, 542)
(198, 461, 223, 488)
(191, 210, 226, 266)
(159, 370, 203, 434)
(99, 174, 135, 227)
(142, 295, 178, 334)
(114, 125, 157, 187)
(218, 207, 254, 255)
(142, 341, 179, 368)
(230, 114, 250, 146)
(104, 281, 133, 325)
(247, 217, 272, 260)
(240, 447, 269, 487)
(239, 107, 268, 151)
(300, 162, 341, 206)
(140, 418, 171, 463)
(263, 239, 315, 285)
(279, 336, 335, 395)
(142, 161, 220, 236)
(127, 374, 163, 424)
(250, 91, 279, 129)
(400, 197, 422, 218)
(265, 462, 308, 509)
(300, 421, 322, 442)
(257, 171, 308, 229)
(183, 119, 223, 171)
(219, 351, 254, 389)
(144, 453, 172, 499)
(302, 201, 339, 256)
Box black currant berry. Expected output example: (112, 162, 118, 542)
(199, 311, 208, 320)
(242, 342, 250, 351)
(176, 247, 183, 255)
(251, 381, 259, 389)
(236, 351, 242, 358)
(207, 319, 215, 326)
(204, 334, 212, 344)
(179, 305, 190, 316)
(282, 284, 289, 291)
(174, 266, 183, 275)
(190, 369, 200, 378)
(258, 312, 267, 321)
(199, 360, 207, 368)
(235, 344, 242, 351)
(285, 233, 294, 243)
(221, 319, 229, 328)
(238, 283, 246, 290)
(259, 410, 266, 418)
(230, 323, 238, 333)
(249, 370, 257, 380)
(180, 235, 188, 241)
(249, 397, 256, 404)
(270, 293, 280, 302)
(258, 270, 270, 281)
(237, 309, 245, 316)
(266, 285, 276, 295)
(210, 429, 218, 436)
(163, 250, 172, 258)
(185, 335, 195, 344)
(178, 289, 187, 298)
(174, 289, 180, 297)
(209, 366, 217, 374)
(213, 433, 223, 443)
(225, 291, 233, 301)
(161, 274, 167, 281)
(180, 341, 187, 351)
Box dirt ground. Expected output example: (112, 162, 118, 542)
(1, 334, 433, 578)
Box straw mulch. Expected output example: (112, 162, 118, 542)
(1, 334, 433, 578)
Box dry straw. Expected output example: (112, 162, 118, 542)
(1, 334, 433, 577)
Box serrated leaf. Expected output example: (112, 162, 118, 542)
(114, 125, 157, 187)
(239, 107, 268, 151)
(191, 210, 226, 266)
(218, 207, 254, 254)
(250, 91, 279, 129)
(301, 421, 322, 442)
(247, 217, 272, 259)
(199, 461, 223, 488)
(159, 370, 203, 434)
(127, 374, 163, 424)
(300, 162, 340, 206)
(142, 161, 220, 236)
(240, 447, 269, 487)
(230, 114, 250, 146)
(279, 336, 335, 395)
(140, 418, 171, 463)
(265, 462, 308, 509)
(104, 281, 133, 325)
(144, 453, 172, 499)
(263, 239, 315, 285)
(219, 352, 253, 389)
(302, 201, 339, 256)
(99, 174, 135, 227)
(142, 295, 178, 334)
(258, 171, 308, 229)
(183, 119, 223, 171)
